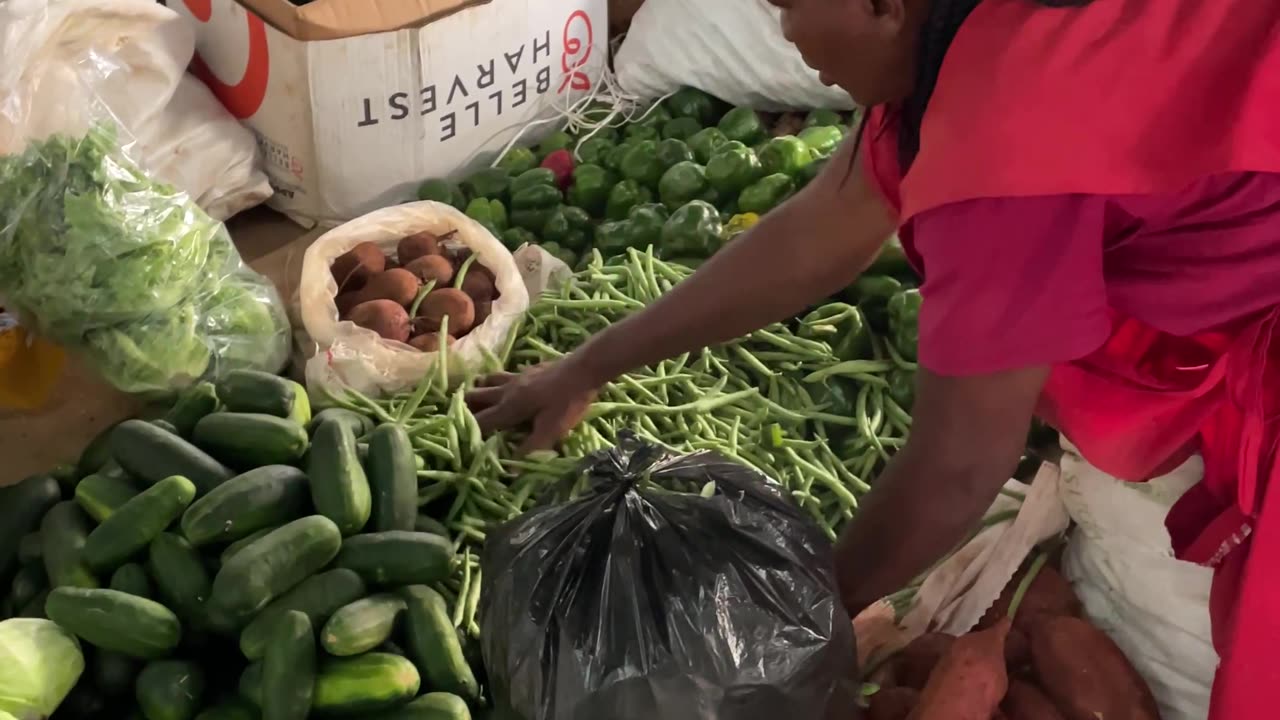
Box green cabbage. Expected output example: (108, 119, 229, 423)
(0, 619, 85, 719)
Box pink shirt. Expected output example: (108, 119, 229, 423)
(909, 173, 1280, 376)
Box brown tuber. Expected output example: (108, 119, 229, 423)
(353, 268, 420, 307)
(1029, 616, 1160, 720)
(408, 332, 455, 352)
(335, 291, 363, 318)
(473, 299, 493, 327)
(898, 632, 956, 690)
(906, 618, 1011, 720)
(398, 231, 443, 264)
(980, 565, 1082, 633)
(460, 265, 496, 303)
(331, 242, 385, 291)
(415, 288, 476, 336)
(867, 687, 920, 720)
(404, 255, 455, 286)
(347, 300, 411, 343)
(1002, 681, 1066, 720)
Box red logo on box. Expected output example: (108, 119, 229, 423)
(184, 0, 271, 119)
(558, 10, 593, 94)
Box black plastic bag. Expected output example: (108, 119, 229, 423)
(481, 434, 857, 720)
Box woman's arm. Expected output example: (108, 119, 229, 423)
(835, 365, 1048, 616)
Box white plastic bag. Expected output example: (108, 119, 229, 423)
(1058, 440, 1216, 720)
(0, 0, 269, 220)
(613, 0, 855, 111)
(301, 202, 529, 399)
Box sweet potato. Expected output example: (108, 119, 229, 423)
(1005, 627, 1030, 673)
(331, 242, 385, 291)
(398, 231, 443, 264)
(1002, 681, 1066, 720)
(408, 332, 455, 352)
(906, 619, 1010, 720)
(460, 265, 496, 302)
(980, 565, 1081, 633)
(473, 299, 492, 327)
(415, 288, 476, 336)
(867, 687, 919, 720)
(335, 291, 363, 318)
(1030, 616, 1159, 720)
(354, 268, 420, 307)
(405, 255, 455, 286)
(898, 633, 956, 690)
(348, 299, 411, 342)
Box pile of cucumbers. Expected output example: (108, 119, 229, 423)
(0, 370, 479, 720)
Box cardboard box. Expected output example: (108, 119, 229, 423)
(169, 0, 609, 227)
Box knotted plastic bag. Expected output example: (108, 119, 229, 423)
(481, 435, 857, 720)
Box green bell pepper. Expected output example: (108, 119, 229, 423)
(662, 117, 703, 141)
(660, 200, 723, 258)
(655, 139, 696, 171)
(496, 146, 537, 176)
(576, 136, 615, 166)
(415, 178, 468, 210)
(624, 123, 660, 142)
(665, 87, 722, 126)
(636, 102, 672, 131)
(566, 163, 616, 217)
(805, 109, 844, 127)
(759, 136, 814, 177)
(606, 180, 652, 221)
(888, 370, 915, 411)
(867, 235, 916, 278)
(500, 226, 538, 250)
(465, 197, 508, 235)
(705, 142, 764, 195)
(796, 155, 828, 189)
(888, 288, 922, 362)
(798, 125, 845, 157)
(604, 141, 635, 172)
(542, 205, 593, 252)
(718, 107, 767, 145)
(594, 220, 633, 258)
(538, 241, 578, 269)
(619, 140, 665, 189)
(798, 302, 872, 361)
(736, 173, 795, 214)
(658, 161, 713, 210)
(627, 203, 669, 251)
(536, 130, 573, 160)
(462, 166, 511, 201)
(510, 183, 563, 231)
(687, 127, 730, 164)
(811, 376, 859, 418)
(509, 167, 558, 196)
(850, 274, 903, 332)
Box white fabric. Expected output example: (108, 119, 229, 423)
(0, 0, 269, 220)
(613, 0, 855, 111)
(300, 201, 529, 399)
(1058, 439, 1217, 720)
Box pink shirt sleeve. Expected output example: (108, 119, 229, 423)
(911, 195, 1113, 376)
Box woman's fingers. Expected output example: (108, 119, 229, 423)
(464, 384, 505, 411)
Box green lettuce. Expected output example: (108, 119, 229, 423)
(0, 619, 85, 719)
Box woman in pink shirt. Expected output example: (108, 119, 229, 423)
(470, 1, 1280, 715)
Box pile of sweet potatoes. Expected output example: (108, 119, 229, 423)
(331, 230, 499, 351)
(866, 561, 1162, 720)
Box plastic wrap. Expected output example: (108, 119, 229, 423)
(0, 3, 289, 397)
(481, 434, 857, 720)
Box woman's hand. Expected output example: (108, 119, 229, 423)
(465, 362, 599, 454)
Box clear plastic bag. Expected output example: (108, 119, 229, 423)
(481, 434, 858, 720)
(0, 4, 289, 397)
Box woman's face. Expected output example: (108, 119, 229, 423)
(771, 0, 924, 107)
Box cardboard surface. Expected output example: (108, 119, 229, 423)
(0, 208, 319, 486)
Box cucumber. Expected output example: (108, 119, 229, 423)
(322, 594, 406, 657)
(218, 526, 278, 566)
(17, 532, 42, 564)
(112, 420, 234, 496)
(56, 685, 106, 719)
(78, 421, 122, 478)
(84, 476, 197, 573)
(367, 425, 416, 532)
(51, 463, 81, 497)
(238, 568, 366, 660)
(182, 466, 310, 547)
(308, 408, 373, 439)
(413, 515, 449, 538)
(238, 662, 263, 707)
(110, 563, 154, 599)
(93, 651, 139, 697)
(0, 473, 61, 584)
(45, 587, 182, 658)
(165, 381, 220, 437)
(262, 610, 315, 720)
(211, 515, 343, 619)
(312, 653, 420, 715)
(335, 532, 452, 586)
(368, 693, 473, 720)
(74, 472, 141, 523)
(40, 501, 99, 589)
(151, 418, 180, 435)
(401, 585, 479, 702)
(9, 563, 46, 609)
(192, 413, 309, 469)
(17, 589, 49, 618)
(148, 532, 211, 622)
(308, 420, 372, 536)
(218, 370, 306, 421)
(136, 659, 205, 720)
(194, 699, 258, 720)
